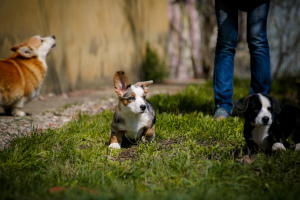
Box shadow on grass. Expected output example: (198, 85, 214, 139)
(149, 77, 300, 116)
(149, 83, 215, 116)
(271, 76, 300, 107)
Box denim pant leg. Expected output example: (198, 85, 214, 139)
(247, 1, 271, 95)
(213, 0, 238, 114)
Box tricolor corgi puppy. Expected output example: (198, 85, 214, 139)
(234, 94, 300, 153)
(0, 35, 56, 117)
(109, 71, 156, 149)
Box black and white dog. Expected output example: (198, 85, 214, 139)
(234, 93, 300, 153)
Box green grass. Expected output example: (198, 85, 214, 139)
(149, 77, 251, 115)
(0, 78, 300, 200)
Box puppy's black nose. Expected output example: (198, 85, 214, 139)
(262, 116, 269, 124)
(140, 105, 146, 111)
(52, 35, 56, 39)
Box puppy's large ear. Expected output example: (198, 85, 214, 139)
(134, 80, 153, 93)
(270, 96, 281, 114)
(11, 45, 37, 58)
(113, 71, 130, 97)
(234, 95, 252, 113)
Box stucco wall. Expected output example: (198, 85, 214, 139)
(0, 0, 169, 94)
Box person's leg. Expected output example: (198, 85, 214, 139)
(247, 1, 271, 95)
(213, 0, 238, 116)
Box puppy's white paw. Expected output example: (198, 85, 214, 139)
(145, 134, 155, 143)
(109, 143, 121, 149)
(272, 142, 286, 151)
(295, 143, 300, 152)
(12, 110, 26, 117)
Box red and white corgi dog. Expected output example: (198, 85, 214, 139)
(109, 71, 156, 149)
(0, 35, 56, 117)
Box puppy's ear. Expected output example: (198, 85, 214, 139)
(234, 95, 252, 113)
(134, 80, 153, 93)
(270, 96, 281, 114)
(113, 71, 130, 97)
(11, 45, 38, 58)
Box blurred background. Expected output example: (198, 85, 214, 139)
(0, 0, 299, 95)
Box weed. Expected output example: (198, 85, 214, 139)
(143, 43, 168, 83)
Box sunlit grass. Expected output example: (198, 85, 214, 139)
(0, 78, 299, 200)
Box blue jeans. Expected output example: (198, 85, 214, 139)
(213, 0, 271, 114)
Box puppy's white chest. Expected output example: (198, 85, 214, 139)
(251, 125, 270, 150)
(121, 114, 150, 140)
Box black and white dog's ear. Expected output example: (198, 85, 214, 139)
(234, 95, 252, 113)
(270, 96, 281, 114)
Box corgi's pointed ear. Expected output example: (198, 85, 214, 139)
(234, 95, 253, 113)
(11, 45, 37, 58)
(11, 42, 25, 52)
(18, 46, 38, 58)
(11, 45, 20, 52)
(135, 81, 153, 87)
(113, 71, 130, 97)
(134, 81, 153, 93)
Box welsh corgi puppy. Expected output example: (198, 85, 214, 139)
(109, 71, 156, 149)
(0, 35, 56, 117)
(235, 94, 300, 153)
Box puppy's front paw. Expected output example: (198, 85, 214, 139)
(109, 143, 121, 149)
(145, 134, 155, 143)
(272, 142, 286, 151)
(12, 110, 26, 117)
(295, 143, 300, 152)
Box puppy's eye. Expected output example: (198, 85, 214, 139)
(129, 97, 135, 101)
(267, 107, 272, 111)
(142, 96, 146, 100)
(41, 39, 45, 43)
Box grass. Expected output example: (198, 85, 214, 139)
(149, 77, 253, 115)
(0, 78, 300, 200)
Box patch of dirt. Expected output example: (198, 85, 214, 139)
(116, 146, 139, 162)
(157, 138, 185, 150)
(107, 138, 185, 162)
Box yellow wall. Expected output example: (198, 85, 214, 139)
(0, 0, 169, 94)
